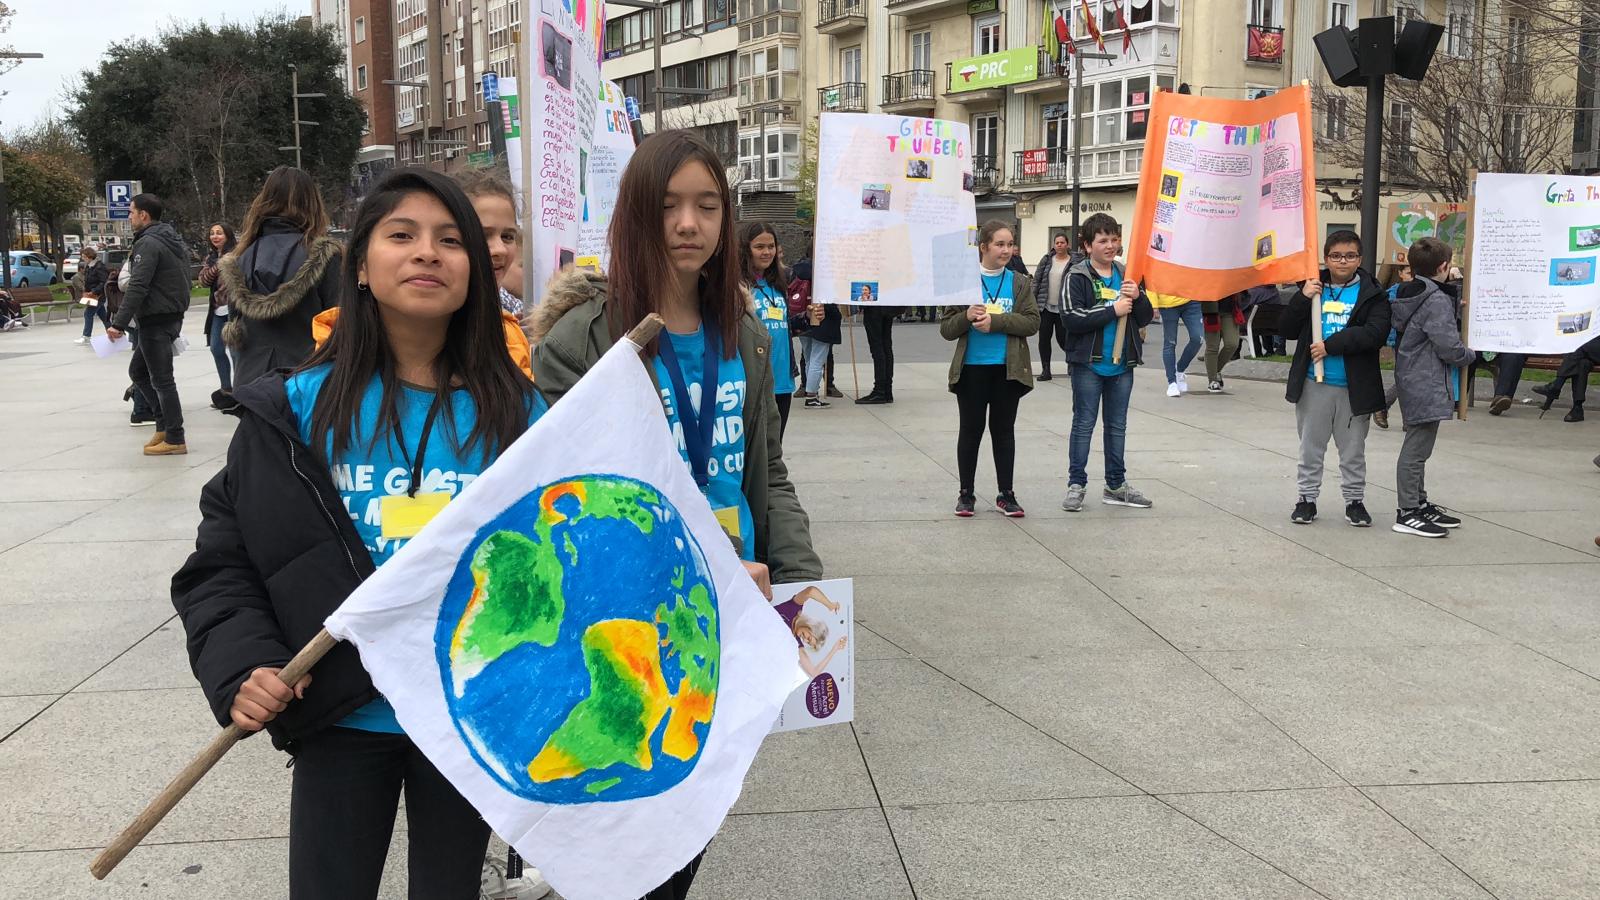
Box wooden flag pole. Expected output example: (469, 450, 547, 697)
(1457, 173, 1477, 421)
(91, 628, 340, 880)
(845, 309, 861, 399)
(93, 313, 673, 881)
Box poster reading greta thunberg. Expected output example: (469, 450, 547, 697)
(1125, 86, 1319, 301)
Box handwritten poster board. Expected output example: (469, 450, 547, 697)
(1124, 86, 1318, 300)
(812, 113, 980, 307)
(1468, 172, 1600, 353)
(1382, 201, 1470, 267)
(769, 579, 854, 734)
(513, 4, 606, 306)
(575, 81, 636, 273)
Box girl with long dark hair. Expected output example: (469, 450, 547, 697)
(529, 131, 821, 899)
(173, 169, 544, 899)
(198, 222, 238, 408)
(942, 220, 1039, 518)
(738, 221, 796, 434)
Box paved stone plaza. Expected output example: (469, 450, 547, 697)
(2, 309, 1598, 899)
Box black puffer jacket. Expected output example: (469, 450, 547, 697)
(1279, 267, 1392, 415)
(80, 259, 108, 298)
(171, 372, 378, 752)
(217, 218, 344, 387)
(111, 221, 192, 329)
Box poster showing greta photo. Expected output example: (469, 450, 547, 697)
(1124, 86, 1319, 300)
(812, 113, 980, 306)
(769, 579, 855, 733)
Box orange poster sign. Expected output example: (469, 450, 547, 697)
(1125, 85, 1319, 301)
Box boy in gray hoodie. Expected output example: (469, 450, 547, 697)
(1389, 237, 1475, 538)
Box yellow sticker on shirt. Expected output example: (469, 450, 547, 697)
(379, 492, 451, 540)
(1322, 300, 1347, 315)
(713, 506, 742, 539)
(1097, 285, 1118, 303)
(764, 305, 784, 321)
(985, 303, 1005, 315)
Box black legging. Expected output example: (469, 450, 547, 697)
(1038, 309, 1067, 372)
(775, 392, 791, 436)
(955, 364, 1024, 494)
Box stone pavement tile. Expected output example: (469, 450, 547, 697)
(77, 620, 192, 693)
(0, 694, 53, 738)
(32, 496, 204, 544)
(886, 797, 1322, 900)
(12, 441, 227, 473)
(1240, 504, 1595, 568)
(0, 688, 291, 851)
(853, 624, 911, 660)
(1017, 516, 1342, 577)
(686, 809, 914, 900)
(0, 836, 412, 899)
(1164, 787, 1494, 900)
(852, 573, 1165, 658)
(782, 422, 925, 455)
(1403, 456, 1600, 514)
(1083, 568, 1502, 652)
(1359, 562, 1600, 645)
(0, 466, 174, 503)
(1193, 644, 1600, 785)
(795, 479, 963, 522)
(0, 601, 172, 695)
(1532, 640, 1600, 679)
(1367, 781, 1600, 900)
(1477, 509, 1600, 556)
(854, 658, 1136, 805)
(782, 445, 951, 485)
(813, 520, 1072, 577)
(123, 464, 223, 502)
(0, 540, 194, 606)
(0, 500, 107, 553)
(731, 722, 878, 815)
(1008, 477, 1222, 519)
(933, 651, 1341, 794)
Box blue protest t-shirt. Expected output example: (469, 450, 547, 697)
(754, 278, 794, 395)
(1091, 268, 1129, 377)
(651, 326, 755, 562)
(1312, 282, 1359, 388)
(966, 270, 1012, 366)
(285, 364, 548, 733)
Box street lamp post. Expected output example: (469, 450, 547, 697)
(281, 65, 327, 170)
(1068, 50, 1116, 241)
(0, 52, 45, 291)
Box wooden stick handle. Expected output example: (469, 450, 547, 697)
(90, 628, 340, 880)
(1111, 315, 1129, 364)
(624, 313, 665, 350)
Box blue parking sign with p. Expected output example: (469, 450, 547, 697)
(106, 181, 135, 220)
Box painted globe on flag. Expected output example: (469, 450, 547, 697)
(433, 475, 721, 804)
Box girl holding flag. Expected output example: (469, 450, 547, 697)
(739, 221, 797, 435)
(171, 168, 547, 898)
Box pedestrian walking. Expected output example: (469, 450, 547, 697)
(1201, 292, 1243, 393)
(75, 247, 110, 344)
(739, 222, 796, 435)
(1151, 289, 1203, 397)
(198, 223, 238, 410)
(528, 130, 821, 900)
(217, 166, 344, 387)
(172, 169, 547, 900)
(1031, 232, 1071, 381)
(944, 221, 1039, 518)
(106, 193, 192, 456)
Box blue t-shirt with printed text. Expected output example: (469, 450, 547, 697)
(285, 364, 548, 733)
(966, 270, 1013, 366)
(1313, 282, 1359, 388)
(1091, 268, 1129, 377)
(754, 278, 794, 395)
(651, 327, 756, 562)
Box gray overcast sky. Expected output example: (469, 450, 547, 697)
(3, 0, 301, 132)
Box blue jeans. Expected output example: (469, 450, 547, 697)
(1069, 365, 1134, 489)
(209, 312, 233, 391)
(798, 335, 830, 394)
(81, 300, 109, 337)
(1160, 301, 1203, 383)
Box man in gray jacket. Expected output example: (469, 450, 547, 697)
(107, 194, 193, 455)
(1389, 237, 1474, 538)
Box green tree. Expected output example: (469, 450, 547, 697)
(795, 122, 820, 226)
(68, 15, 363, 238)
(2, 146, 86, 267)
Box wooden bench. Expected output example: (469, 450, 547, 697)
(10, 286, 77, 325)
(1466, 355, 1564, 406)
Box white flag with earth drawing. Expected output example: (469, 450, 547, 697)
(324, 338, 804, 900)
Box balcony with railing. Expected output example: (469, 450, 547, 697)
(972, 155, 998, 193)
(818, 82, 867, 113)
(817, 0, 866, 34)
(885, 0, 967, 15)
(1246, 24, 1285, 65)
(1011, 148, 1076, 186)
(944, 62, 1005, 105)
(1015, 45, 1073, 95)
(881, 70, 936, 112)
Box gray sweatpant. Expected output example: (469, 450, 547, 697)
(1396, 420, 1439, 510)
(1295, 381, 1369, 502)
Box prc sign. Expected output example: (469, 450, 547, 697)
(105, 180, 140, 221)
(948, 48, 1038, 93)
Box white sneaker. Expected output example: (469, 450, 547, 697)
(481, 859, 552, 899)
(74, 336, 88, 344)
(1175, 372, 1190, 392)
(1166, 381, 1182, 397)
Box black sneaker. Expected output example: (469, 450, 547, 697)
(995, 491, 1025, 518)
(804, 396, 830, 409)
(1291, 498, 1317, 524)
(1207, 380, 1224, 393)
(826, 385, 844, 399)
(1038, 371, 1053, 381)
(1394, 508, 1448, 538)
(1420, 503, 1461, 528)
(955, 492, 976, 518)
(1344, 500, 1372, 527)
(129, 413, 157, 427)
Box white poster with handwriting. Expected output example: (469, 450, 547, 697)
(812, 113, 980, 306)
(1469, 172, 1600, 353)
